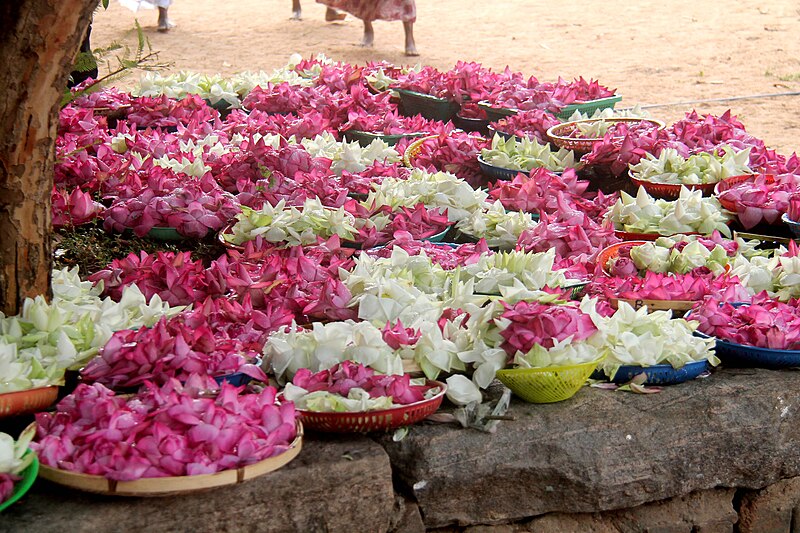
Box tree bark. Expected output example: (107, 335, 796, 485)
(0, 0, 98, 315)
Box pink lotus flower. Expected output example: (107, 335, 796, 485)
(367, 232, 490, 269)
(51, 187, 105, 227)
(586, 271, 751, 302)
(693, 294, 800, 350)
(489, 110, 560, 144)
(32, 377, 297, 481)
(488, 167, 590, 215)
(81, 311, 267, 390)
(290, 361, 433, 405)
(89, 250, 225, 306)
(499, 301, 599, 356)
(397, 124, 488, 187)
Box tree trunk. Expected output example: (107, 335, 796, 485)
(0, 0, 98, 315)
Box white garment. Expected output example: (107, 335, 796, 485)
(119, 0, 172, 12)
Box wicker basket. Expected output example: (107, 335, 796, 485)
(295, 381, 446, 433)
(37, 422, 303, 496)
(596, 241, 649, 275)
(402, 135, 439, 168)
(495, 359, 603, 403)
(714, 174, 775, 210)
(396, 89, 460, 122)
(547, 118, 665, 153)
(556, 95, 623, 120)
(629, 171, 718, 198)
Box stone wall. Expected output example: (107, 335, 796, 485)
(4, 368, 800, 533)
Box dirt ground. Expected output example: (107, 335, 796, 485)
(91, 0, 800, 155)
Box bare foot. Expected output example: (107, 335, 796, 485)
(361, 20, 374, 47)
(157, 19, 176, 32)
(403, 21, 418, 56)
(325, 8, 346, 21)
(291, 9, 302, 20)
(157, 7, 175, 32)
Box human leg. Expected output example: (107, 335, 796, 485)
(361, 19, 374, 47)
(403, 20, 418, 56)
(325, 7, 347, 21)
(157, 6, 175, 32)
(292, 0, 302, 19)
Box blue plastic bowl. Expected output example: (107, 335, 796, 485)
(781, 213, 800, 239)
(214, 357, 263, 387)
(594, 359, 710, 385)
(695, 330, 800, 369)
(422, 226, 452, 243)
(690, 303, 800, 369)
(477, 156, 529, 181)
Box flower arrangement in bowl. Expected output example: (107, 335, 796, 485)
(103, 174, 240, 239)
(494, 298, 609, 403)
(691, 296, 800, 368)
(606, 186, 733, 240)
(0, 426, 38, 512)
(592, 302, 717, 384)
(32, 375, 301, 495)
(339, 111, 436, 147)
(488, 109, 561, 144)
(547, 117, 665, 154)
(281, 361, 446, 432)
(79, 313, 267, 391)
(713, 173, 795, 229)
(479, 134, 577, 180)
(628, 146, 753, 198)
(593, 233, 755, 313)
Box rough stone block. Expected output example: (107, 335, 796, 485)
(0, 435, 394, 533)
(379, 368, 800, 528)
(738, 476, 800, 533)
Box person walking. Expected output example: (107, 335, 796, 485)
(315, 0, 418, 56)
(292, 0, 347, 21)
(119, 0, 176, 32)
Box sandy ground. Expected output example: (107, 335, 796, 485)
(91, 0, 800, 155)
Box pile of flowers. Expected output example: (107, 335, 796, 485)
(32, 376, 298, 480)
(0, 427, 35, 504)
(282, 361, 441, 412)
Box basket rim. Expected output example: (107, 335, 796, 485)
(628, 170, 721, 190)
(547, 117, 665, 143)
(395, 88, 453, 103)
(402, 134, 440, 168)
(497, 356, 606, 376)
(291, 379, 447, 418)
(597, 240, 650, 274)
(781, 212, 800, 227)
(694, 322, 800, 356)
(476, 155, 531, 175)
(34, 421, 304, 496)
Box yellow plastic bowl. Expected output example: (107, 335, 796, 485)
(496, 358, 603, 404)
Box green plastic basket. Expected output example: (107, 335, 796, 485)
(396, 89, 460, 122)
(495, 358, 603, 403)
(556, 95, 623, 120)
(147, 227, 184, 241)
(477, 101, 518, 122)
(0, 452, 38, 513)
